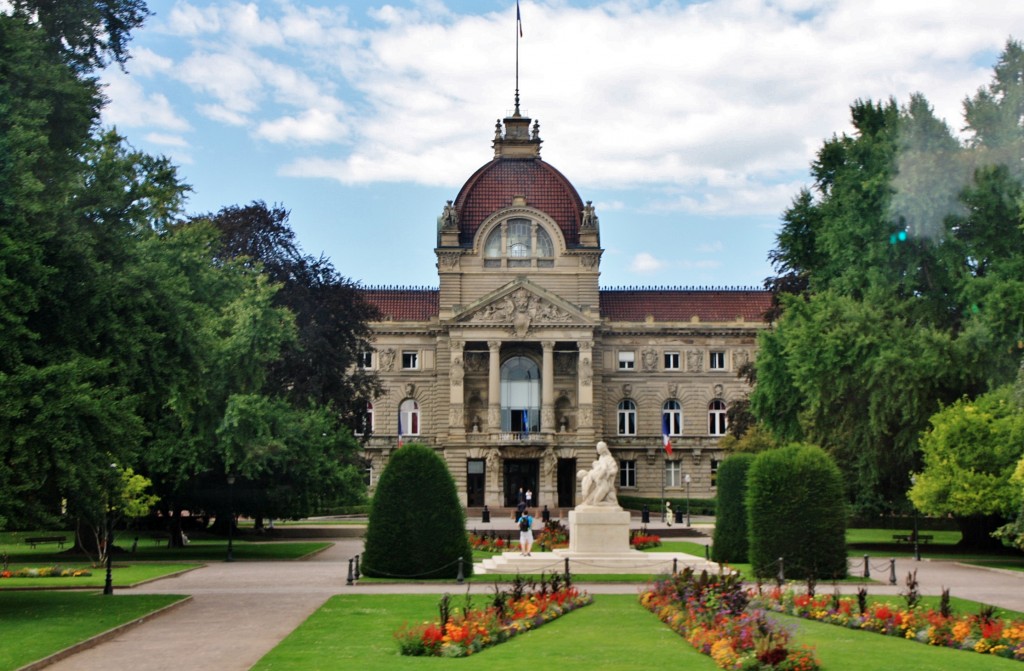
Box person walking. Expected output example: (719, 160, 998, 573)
(518, 509, 534, 556)
(525, 488, 533, 507)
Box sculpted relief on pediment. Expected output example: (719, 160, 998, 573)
(461, 287, 577, 337)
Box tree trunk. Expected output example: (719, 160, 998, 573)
(957, 514, 1004, 550)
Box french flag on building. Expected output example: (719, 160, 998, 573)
(662, 413, 673, 456)
(397, 414, 404, 448)
(517, 0, 523, 37)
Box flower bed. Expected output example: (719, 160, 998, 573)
(396, 574, 592, 657)
(754, 586, 1024, 661)
(1, 566, 92, 578)
(630, 527, 662, 550)
(640, 568, 821, 670)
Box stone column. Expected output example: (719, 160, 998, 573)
(487, 340, 502, 433)
(541, 340, 555, 433)
(449, 339, 465, 437)
(577, 340, 594, 438)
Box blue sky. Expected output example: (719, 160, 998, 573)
(100, 1, 1020, 289)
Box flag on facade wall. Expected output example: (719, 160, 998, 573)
(397, 414, 404, 448)
(521, 409, 529, 437)
(662, 413, 673, 456)
(517, 0, 523, 37)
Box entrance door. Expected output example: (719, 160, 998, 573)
(504, 459, 539, 507)
(466, 459, 485, 507)
(557, 458, 577, 508)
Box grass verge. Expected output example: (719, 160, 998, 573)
(253, 593, 1022, 671)
(0, 536, 330, 563)
(0, 591, 186, 670)
(0, 563, 196, 590)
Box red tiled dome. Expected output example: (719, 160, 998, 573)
(453, 158, 584, 247)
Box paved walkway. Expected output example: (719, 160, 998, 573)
(36, 521, 1024, 671)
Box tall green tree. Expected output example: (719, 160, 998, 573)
(752, 41, 1024, 516)
(910, 385, 1024, 547)
(200, 202, 380, 429)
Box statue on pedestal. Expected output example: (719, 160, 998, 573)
(577, 441, 618, 507)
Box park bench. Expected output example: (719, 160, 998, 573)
(24, 536, 66, 549)
(892, 533, 933, 544)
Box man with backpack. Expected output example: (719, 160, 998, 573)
(518, 509, 534, 556)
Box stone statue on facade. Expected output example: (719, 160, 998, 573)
(577, 441, 618, 507)
(581, 200, 599, 230)
(439, 200, 459, 230)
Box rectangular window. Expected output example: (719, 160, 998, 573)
(709, 351, 726, 370)
(402, 351, 419, 369)
(665, 461, 681, 488)
(359, 351, 373, 368)
(619, 460, 636, 488)
(618, 351, 635, 370)
(664, 352, 680, 369)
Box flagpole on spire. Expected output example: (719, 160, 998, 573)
(515, 0, 522, 115)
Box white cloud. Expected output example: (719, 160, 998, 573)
(629, 252, 666, 273)
(144, 133, 190, 147)
(257, 109, 348, 143)
(121, 0, 1024, 220)
(101, 71, 191, 132)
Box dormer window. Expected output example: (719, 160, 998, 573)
(483, 218, 555, 268)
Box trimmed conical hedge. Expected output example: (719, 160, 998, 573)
(747, 443, 847, 580)
(361, 443, 474, 579)
(711, 453, 755, 563)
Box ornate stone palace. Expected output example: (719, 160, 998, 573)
(359, 102, 771, 510)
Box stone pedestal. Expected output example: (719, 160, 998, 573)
(568, 506, 631, 553)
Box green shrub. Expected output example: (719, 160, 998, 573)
(747, 444, 847, 580)
(361, 443, 473, 579)
(711, 453, 755, 563)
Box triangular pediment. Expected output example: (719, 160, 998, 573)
(453, 280, 592, 334)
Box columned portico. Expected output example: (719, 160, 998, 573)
(541, 340, 555, 433)
(487, 340, 501, 432)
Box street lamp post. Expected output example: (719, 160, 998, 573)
(226, 474, 235, 562)
(103, 462, 117, 595)
(684, 473, 691, 527)
(102, 504, 114, 595)
(910, 475, 920, 561)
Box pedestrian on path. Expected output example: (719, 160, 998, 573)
(519, 509, 534, 556)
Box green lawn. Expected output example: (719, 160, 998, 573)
(0, 563, 196, 590)
(253, 593, 1022, 671)
(0, 591, 187, 670)
(0, 532, 329, 563)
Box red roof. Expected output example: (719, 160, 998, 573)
(361, 286, 771, 323)
(599, 289, 772, 323)
(361, 288, 439, 321)
(454, 158, 584, 247)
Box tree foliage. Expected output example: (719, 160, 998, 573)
(200, 202, 380, 430)
(752, 40, 1024, 514)
(0, 5, 372, 534)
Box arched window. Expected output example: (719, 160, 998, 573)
(501, 356, 540, 432)
(617, 399, 637, 436)
(482, 218, 555, 268)
(708, 399, 727, 436)
(400, 399, 420, 436)
(356, 402, 374, 436)
(663, 400, 682, 435)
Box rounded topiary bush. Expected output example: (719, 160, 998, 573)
(747, 444, 847, 580)
(361, 443, 474, 579)
(711, 453, 755, 564)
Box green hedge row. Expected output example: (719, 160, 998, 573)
(711, 453, 754, 563)
(747, 444, 847, 580)
(618, 495, 717, 517)
(361, 443, 473, 579)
